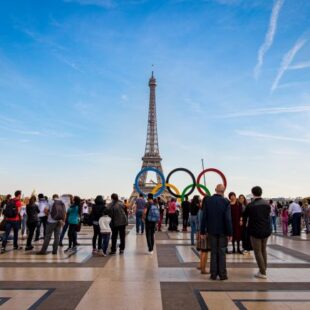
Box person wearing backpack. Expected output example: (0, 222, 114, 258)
(108, 193, 127, 255)
(144, 194, 160, 255)
(64, 196, 81, 252)
(37, 194, 66, 255)
(1, 190, 23, 253)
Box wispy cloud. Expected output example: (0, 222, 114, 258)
(236, 130, 310, 144)
(63, 0, 146, 8)
(254, 0, 284, 79)
(221, 105, 310, 118)
(288, 61, 310, 70)
(271, 38, 307, 92)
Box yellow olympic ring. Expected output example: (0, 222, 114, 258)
(151, 183, 181, 201)
(151, 183, 181, 202)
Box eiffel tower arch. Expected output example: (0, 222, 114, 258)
(130, 72, 170, 202)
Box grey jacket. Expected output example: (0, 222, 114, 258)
(108, 201, 128, 227)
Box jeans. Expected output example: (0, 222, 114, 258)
(2, 221, 20, 249)
(136, 211, 144, 233)
(111, 225, 126, 253)
(59, 221, 69, 244)
(292, 213, 301, 236)
(271, 216, 277, 232)
(209, 234, 228, 279)
(36, 216, 47, 240)
(26, 221, 38, 247)
(145, 222, 156, 252)
(251, 236, 268, 275)
(40, 222, 61, 253)
(21, 215, 27, 236)
(68, 224, 78, 248)
(92, 224, 102, 250)
(101, 233, 111, 254)
(190, 215, 198, 245)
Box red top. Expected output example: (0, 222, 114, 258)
(168, 201, 176, 214)
(6, 198, 22, 221)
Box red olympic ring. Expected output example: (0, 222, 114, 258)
(196, 168, 227, 196)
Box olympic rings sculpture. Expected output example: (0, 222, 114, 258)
(134, 166, 227, 201)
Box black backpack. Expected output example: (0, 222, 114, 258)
(3, 200, 18, 218)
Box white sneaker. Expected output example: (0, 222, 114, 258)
(254, 272, 267, 279)
(148, 251, 153, 255)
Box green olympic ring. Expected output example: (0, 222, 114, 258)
(181, 183, 211, 202)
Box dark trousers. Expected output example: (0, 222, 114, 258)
(2, 221, 19, 249)
(250, 236, 268, 275)
(59, 221, 69, 243)
(68, 224, 78, 248)
(36, 216, 47, 240)
(136, 211, 144, 233)
(101, 233, 111, 254)
(111, 225, 126, 253)
(40, 222, 61, 253)
(209, 234, 228, 278)
(183, 214, 189, 230)
(292, 213, 301, 236)
(145, 222, 156, 252)
(26, 221, 38, 247)
(92, 224, 102, 250)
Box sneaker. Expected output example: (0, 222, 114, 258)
(64, 247, 71, 253)
(109, 251, 116, 256)
(14, 246, 23, 250)
(0, 248, 5, 254)
(254, 272, 267, 279)
(220, 276, 228, 281)
(72, 246, 77, 251)
(52, 251, 57, 255)
(59, 242, 64, 247)
(148, 251, 153, 255)
(102, 253, 107, 257)
(119, 250, 124, 255)
(25, 246, 34, 251)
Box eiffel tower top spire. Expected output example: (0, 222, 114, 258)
(143, 71, 161, 161)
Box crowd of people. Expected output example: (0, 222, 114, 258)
(0, 188, 309, 279)
(0, 191, 128, 256)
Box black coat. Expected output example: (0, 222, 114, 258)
(200, 194, 232, 236)
(244, 198, 271, 239)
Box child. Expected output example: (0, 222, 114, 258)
(281, 207, 289, 236)
(99, 209, 111, 256)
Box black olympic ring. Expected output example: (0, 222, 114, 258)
(166, 168, 196, 198)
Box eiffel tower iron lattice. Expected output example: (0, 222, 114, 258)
(130, 72, 169, 201)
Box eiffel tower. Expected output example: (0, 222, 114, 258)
(130, 72, 169, 201)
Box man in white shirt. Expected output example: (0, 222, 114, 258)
(35, 193, 48, 241)
(289, 200, 302, 236)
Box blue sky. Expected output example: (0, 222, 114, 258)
(0, 0, 309, 198)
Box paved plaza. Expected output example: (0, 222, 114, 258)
(0, 223, 309, 309)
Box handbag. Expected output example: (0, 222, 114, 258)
(200, 235, 211, 251)
(0, 219, 6, 231)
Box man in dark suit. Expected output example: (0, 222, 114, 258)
(200, 184, 232, 280)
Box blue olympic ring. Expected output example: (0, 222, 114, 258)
(134, 167, 166, 198)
